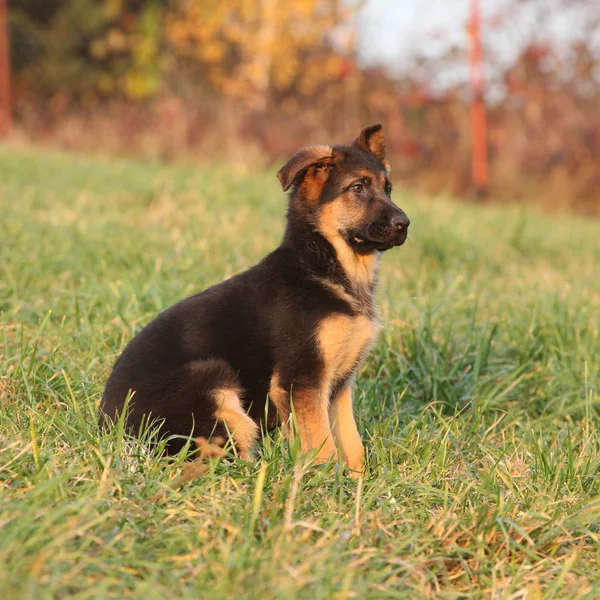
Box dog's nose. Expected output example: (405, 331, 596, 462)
(391, 213, 410, 231)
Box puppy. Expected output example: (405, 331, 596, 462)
(100, 124, 410, 473)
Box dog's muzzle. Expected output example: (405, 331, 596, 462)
(364, 210, 410, 250)
(347, 206, 410, 253)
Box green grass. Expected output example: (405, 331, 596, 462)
(1, 144, 599, 599)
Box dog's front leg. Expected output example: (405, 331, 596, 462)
(329, 384, 364, 475)
(293, 391, 337, 463)
(269, 374, 336, 464)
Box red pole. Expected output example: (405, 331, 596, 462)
(0, 0, 12, 137)
(468, 0, 488, 197)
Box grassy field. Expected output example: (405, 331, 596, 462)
(1, 144, 599, 599)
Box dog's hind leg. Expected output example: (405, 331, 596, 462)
(124, 359, 258, 458)
(212, 387, 259, 460)
(181, 359, 259, 460)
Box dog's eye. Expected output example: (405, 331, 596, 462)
(351, 183, 363, 193)
(385, 184, 392, 196)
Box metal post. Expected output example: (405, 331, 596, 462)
(468, 0, 488, 198)
(0, 0, 12, 137)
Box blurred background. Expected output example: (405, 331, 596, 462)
(1, 0, 599, 213)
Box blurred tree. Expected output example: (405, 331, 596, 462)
(9, 0, 166, 103)
(5, 0, 599, 212)
(165, 0, 354, 111)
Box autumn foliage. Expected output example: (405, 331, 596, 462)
(7, 0, 600, 213)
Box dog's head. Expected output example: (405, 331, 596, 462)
(277, 124, 409, 254)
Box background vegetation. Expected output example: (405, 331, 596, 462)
(6, 0, 600, 212)
(1, 145, 599, 598)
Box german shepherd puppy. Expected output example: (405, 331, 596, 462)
(100, 124, 410, 474)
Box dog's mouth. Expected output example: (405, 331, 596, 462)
(347, 227, 407, 253)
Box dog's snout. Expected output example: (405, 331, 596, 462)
(391, 212, 410, 231)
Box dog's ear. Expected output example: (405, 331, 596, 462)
(277, 144, 334, 192)
(352, 123, 386, 161)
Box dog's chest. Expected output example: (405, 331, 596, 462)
(317, 313, 380, 383)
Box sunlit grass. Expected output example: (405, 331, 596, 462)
(1, 144, 599, 598)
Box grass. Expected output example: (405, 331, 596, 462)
(1, 143, 599, 599)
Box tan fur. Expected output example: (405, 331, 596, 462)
(270, 372, 336, 462)
(299, 163, 333, 206)
(329, 385, 364, 475)
(353, 168, 383, 182)
(277, 144, 333, 191)
(317, 314, 379, 391)
(293, 393, 337, 464)
(213, 388, 259, 460)
(353, 124, 386, 160)
(269, 371, 290, 422)
(318, 200, 380, 291)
